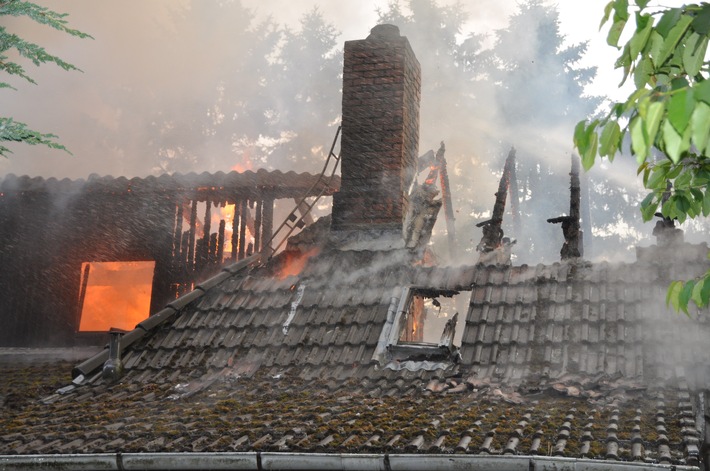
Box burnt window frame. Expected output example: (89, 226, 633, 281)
(374, 286, 462, 366)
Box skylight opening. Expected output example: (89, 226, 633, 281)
(77, 261, 155, 332)
(398, 289, 466, 347)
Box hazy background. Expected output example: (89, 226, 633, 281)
(2, 0, 623, 177)
(2, 0, 703, 265)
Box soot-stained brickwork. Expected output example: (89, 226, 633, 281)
(332, 24, 421, 233)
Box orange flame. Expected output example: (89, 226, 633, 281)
(78, 261, 155, 332)
(277, 248, 319, 279)
(231, 150, 254, 173)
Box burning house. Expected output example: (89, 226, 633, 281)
(1, 24, 710, 471)
(0, 170, 339, 347)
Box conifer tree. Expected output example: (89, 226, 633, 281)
(0, 1, 90, 157)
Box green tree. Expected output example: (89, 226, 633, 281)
(0, 1, 90, 157)
(575, 1, 710, 313)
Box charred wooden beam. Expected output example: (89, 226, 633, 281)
(404, 183, 442, 252)
(254, 199, 263, 255)
(172, 201, 184, 260)
(547, 154, 583, 259)
(209, 232, 218, 265)
(477, 147, 516, 258)
(203, 199, 212, 258)
(217, 219, 225, 263)
(262, 197, 274, 256)
(231, 201, 239, 262)
(436, 143, 456, 258)
(508, 151, 521, 240)
(238, 199, 248, 260)
(188, 200, 197, 269)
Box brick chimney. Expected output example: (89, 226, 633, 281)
(331, 24, 421, 235)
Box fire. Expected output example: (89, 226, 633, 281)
(231, 151, 254, 173)
(215, 203, 235, 254)
(78, 261, 155, 332)
(277, 248, 319, 279)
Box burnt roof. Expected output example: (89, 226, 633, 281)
(1, 235, 709, 466)
(0, 169, 340, 200)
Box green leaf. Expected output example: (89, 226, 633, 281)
(575, 120, 599, 170)
(679, 279, 696, 315)
(633, 56, 653, 88)
(691, 4, 710, 35)
(691, 101, 710, 154)
(608, 19, 628, 47)
(648, 31, 665, 67)
(630, 13, 654, 57)
(672, 194, 688, 222)
(701, 272, 710, 305)
(640, 192, 659, 220)
(662, 119, 685, 162)
(682, 32, 708, 77)
(635, 0, 649, 8)
(656, 8, 683, 38)
(667, 162, 683, 180)
(695, 80, 710, 105)
(631, 115, 649, 162)
(599, 120, 622, 157)
(666, 280, 683, 310)
(690, 187, 704, 202)
(675, 169, 692, 189)
(614, 0, 630, 21)
(645, 101, 665, 146)
(657, 14, 693, 66)
(647, 165, 669, 189)
(703, 188, 710, 216)
(601, 1, 615, 29)
(692, 278, 705, 307)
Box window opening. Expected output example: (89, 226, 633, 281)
(398, 291, 465, 346)
(77, 261, 155, 332)
(375, 287, 466, 366)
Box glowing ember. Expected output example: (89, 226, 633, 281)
(231, 151, 253, 173)
(78, 261, 155, 332)
(277, 248, 319, 279)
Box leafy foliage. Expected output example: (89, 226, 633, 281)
(0, 0, 90, 156)
(574, 0, 710, 313)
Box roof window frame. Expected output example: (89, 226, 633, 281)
(373, 286, 462, 367)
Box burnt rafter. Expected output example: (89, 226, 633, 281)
(547, 154, 583, 260)
(406, 142, 455, 256)
(476, 147, 517, 264)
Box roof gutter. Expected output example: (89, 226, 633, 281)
(0, 452, 700, 471)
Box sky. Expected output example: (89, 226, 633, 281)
(1, 0, 675, 179)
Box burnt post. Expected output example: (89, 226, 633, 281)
(436, 143, 457, 258)
(547, 154, 583, 259)
(477, 147, 516, 258)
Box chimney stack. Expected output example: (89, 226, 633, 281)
(331, 24, 421, 236)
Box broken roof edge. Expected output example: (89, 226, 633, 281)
(0, 452, 699, 471)
(71, 254, 262, 380)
